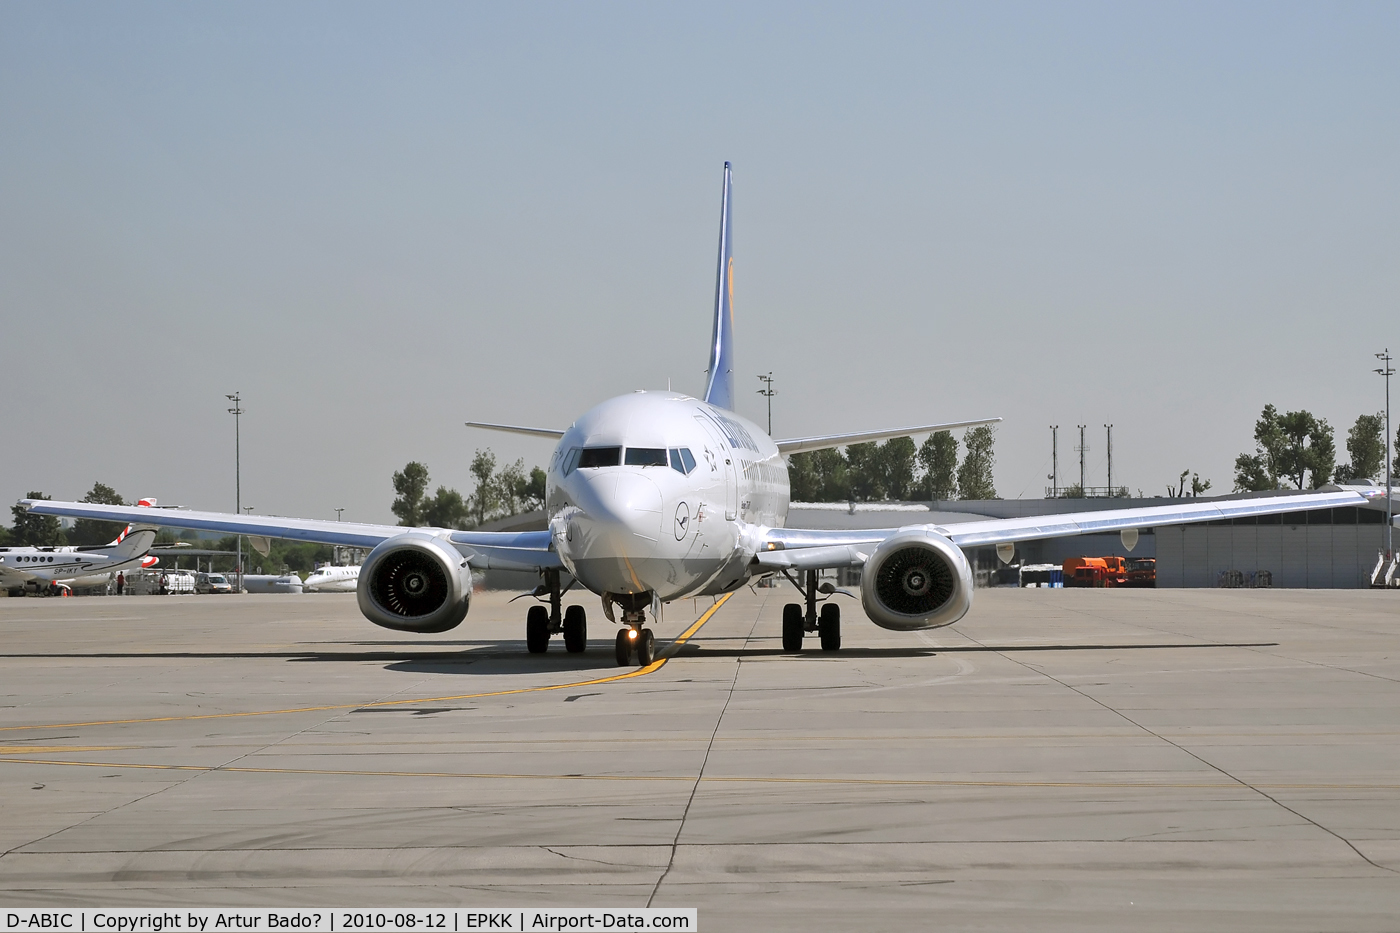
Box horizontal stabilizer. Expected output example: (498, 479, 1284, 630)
(776, 417, 1002, 456)
(465, 421, 567, 439)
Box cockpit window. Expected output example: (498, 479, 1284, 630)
(668, 448, 697, 474)
(577, 446, 622, 468)
(625, 447, 668, 467)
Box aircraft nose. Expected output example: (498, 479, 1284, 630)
(573, 472, 663, 540)
(557, 471, 665, 593)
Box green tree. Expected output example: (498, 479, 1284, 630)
(495, 460, 547, 514)
(879, 436, 918, 500)
(468, 449, 500, 526)
(917, 431, 958, 500)
(1235, 404, 1284, 491)
(422, 486, 470, 529)
(10, 492, 65, 546)
(1169, 470, 1211, 497)
(957, 426, 997, 499)
(1335, 413, 1385, 483)
(812, 449, 849, 501)
(1235, 405, 1334, 491)
(1233, 453, 1275, 492)
(391, 461, 430, 526)
(1275, 410, 1334, 489)
(787, 449, 849, 502)
(844, 442, 881, 501)
(1394, 424, 1400, 481)
(787, 451, 820, 501)
(70, 482, 126, 546)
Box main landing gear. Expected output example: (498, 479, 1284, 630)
(525, 569, 587, 655)
(782, 569, 841, 653)
(611, 593, 656, 668)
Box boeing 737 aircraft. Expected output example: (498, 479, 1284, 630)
(23, 165, 1379, 663)
(1, 500, 160, 596)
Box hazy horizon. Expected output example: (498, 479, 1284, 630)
(3, 3, 1396, 524)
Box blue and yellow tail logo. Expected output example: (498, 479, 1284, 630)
(705, 163, 736, 411)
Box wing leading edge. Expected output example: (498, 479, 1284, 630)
(757, 489, 1380, 570)
(19, 500, 560, 572)
(776, 417, 1002, 456)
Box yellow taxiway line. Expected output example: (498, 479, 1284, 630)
(0, 592, 732, 734)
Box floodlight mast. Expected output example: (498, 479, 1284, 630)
(1377, 351, 1395, 564)
(756, 372, 775, 435)
(226, 392, 243, 593)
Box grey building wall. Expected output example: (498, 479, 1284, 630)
(1156, 521, 1384, 589)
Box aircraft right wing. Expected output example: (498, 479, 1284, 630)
(19, 500, 561, 573)
(754, 488, 1383, 571)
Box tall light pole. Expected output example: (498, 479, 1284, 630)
(756, 372, 775, 435)
(1048, 425, 1059, 497)
(1104, 424, 1114, 496)
(1076, 425, 1088, 495)
(1377, 351, 1394, 565)
(226, 393, 243, 592)
(335, 508, 345, 522)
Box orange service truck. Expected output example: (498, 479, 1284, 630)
(1062, 556, 1128, 587)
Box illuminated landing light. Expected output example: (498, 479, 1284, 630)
(628, 629, 638, 640)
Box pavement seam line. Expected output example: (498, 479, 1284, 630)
(961, 630, 1400, 877)
(647, 587, 764, 906)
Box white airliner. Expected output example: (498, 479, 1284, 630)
(304, 564, 360, 593)
(22, 165, 1379, 663)
(1, 500, 160, 596)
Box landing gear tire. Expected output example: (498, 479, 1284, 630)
(615, 628, 632, 666)
(563, 605, 587, 653)
(782, 603, 804, 652)
(526, 605, 550, 654)
(819, 602, 841, 652)
(636, 628, 655, 667)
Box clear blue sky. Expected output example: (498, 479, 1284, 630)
(2, 2, 1397, 521)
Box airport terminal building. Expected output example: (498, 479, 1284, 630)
(787, 492, 1396, 588)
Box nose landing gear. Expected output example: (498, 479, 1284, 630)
(614, 617, 656, 667)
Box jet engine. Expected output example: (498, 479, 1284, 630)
(357, 533, 472, 633)
(860, 528, 973, 631)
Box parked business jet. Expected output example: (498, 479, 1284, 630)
(1, 500, 160, 596)
(304, 564, 360, 593)
(22, 165, 1378, 661)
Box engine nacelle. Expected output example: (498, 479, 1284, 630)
(357, 533, 472, 633)
(860, 528, 973, 631)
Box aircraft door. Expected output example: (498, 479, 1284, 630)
(695, 415, 740, 521)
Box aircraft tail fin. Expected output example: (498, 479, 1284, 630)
(107, 498, 158, 548)
(703, 162, 736, 411)
(110, 527, 157, 559)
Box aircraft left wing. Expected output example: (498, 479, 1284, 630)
(754, 488, 1381, 571)
(19, 499, 560, 572)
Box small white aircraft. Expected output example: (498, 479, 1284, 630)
(304, 564, 360, 593)
(22, 165, 1379, 661)
(1, 499, 160, 596)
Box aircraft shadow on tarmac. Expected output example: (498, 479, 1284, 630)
(0, 641, 1280, 675)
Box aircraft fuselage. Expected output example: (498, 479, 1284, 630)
(547, 391, 788, 604)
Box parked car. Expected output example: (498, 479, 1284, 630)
(195, 572, 234, 594)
